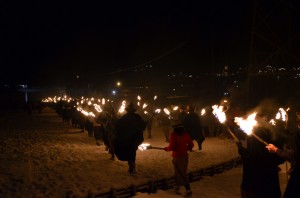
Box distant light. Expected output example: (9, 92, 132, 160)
(19, 84, 27, 88)
(112, 90, 116, 95)
(201, 109, 206, 116)
(116, 81, 121, 86)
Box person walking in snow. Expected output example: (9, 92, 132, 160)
(158, 110, 172, 142)
(164, 123, 194, 197)
(115, 102, 146, 175)
(178, 105, 188, 124)
(104, 106, 118, 160)
(237, 127, 285, 198)
(183, 105, 205, 150)
(266, 127, 300, 198)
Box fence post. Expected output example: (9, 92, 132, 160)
(130, 185, 137, 196)
(111, 188, 117, 198)
(149, 180, 156, 193)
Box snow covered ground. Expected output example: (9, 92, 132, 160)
(0, 107, 288, 198)
(134, 163, 289, 198)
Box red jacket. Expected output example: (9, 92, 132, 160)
(164, 132, 194, 157)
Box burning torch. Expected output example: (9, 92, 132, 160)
(212, 105, 240, 143)
(138, 143, 164, 150)
(235, 112, 268, 146)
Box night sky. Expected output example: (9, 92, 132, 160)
(1, 1, 298, 86)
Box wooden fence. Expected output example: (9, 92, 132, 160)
(82, 157, 242, 198)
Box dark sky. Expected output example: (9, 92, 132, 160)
(3, 1, 295, 86)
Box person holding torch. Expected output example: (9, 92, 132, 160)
(183, 105, 205, 150)
(164, 123, 194, 197)
(236, 125, 285, 198)
(114, 102, 146, 175)
(266, 127, 300, 198)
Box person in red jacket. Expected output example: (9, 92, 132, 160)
(164, 123, 194, 197)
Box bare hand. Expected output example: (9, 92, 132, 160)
(266, 144, 278, 153)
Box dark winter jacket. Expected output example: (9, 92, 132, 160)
(237, 128, 285, 198)
(114, 112, 146, 161)
(276, 130, 300, 198)
(183, 112, 205, 141)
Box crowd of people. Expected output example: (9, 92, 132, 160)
(49, 98, 299, 198)
(236, 111, 300, 198)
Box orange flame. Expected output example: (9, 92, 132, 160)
(138, 143, 150, 151)
(212, 105, 226, 123)
(234, 112, 257, 135)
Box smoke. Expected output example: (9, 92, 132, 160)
(232, 99, 285, 142)
(252, 99, 291, 143)
(251, 98, 280, 118)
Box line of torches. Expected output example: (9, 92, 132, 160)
(213, 105, 289, 146)
(43, 95, 289, 149)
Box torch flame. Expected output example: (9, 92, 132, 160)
(234, 112, 257, 135)
(201, 109, 206, 116)
(138, 143, 150, 151)
(142, 103, 148, 109)
(164, 108, 170, 115)
(89, 112, 96, 117)
(276, 108, 288, 122)
(94, 104, 102, 112)
(212, 105, 226, 123)
(80, 109, 96, 117)
(269, 119, 276, 126)
(155, 109, 161, 114)
(118, 100, 126, 113)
